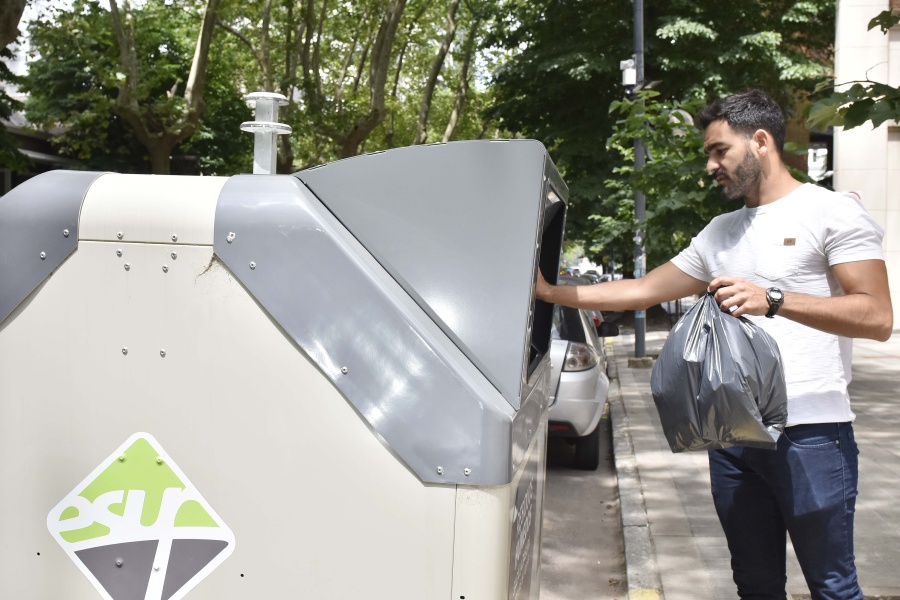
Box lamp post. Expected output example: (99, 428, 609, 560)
(631, 0, 647, 358)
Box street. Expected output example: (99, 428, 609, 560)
(540, 406, 627, 600)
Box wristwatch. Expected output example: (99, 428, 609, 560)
(765, 287, 784, 318)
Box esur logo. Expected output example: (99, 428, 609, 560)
(47, 433, 235, 600)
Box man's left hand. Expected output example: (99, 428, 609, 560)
(708, 276, 770, 317)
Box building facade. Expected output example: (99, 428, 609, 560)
(834, 0, 900, 323)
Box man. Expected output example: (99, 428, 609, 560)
(536, 89, 893, 599)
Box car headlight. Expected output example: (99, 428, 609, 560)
(563, 342, 599, 372)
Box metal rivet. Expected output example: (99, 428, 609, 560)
(249, 262, 256, 270)
(39, 252, 46, 260)
(835, 440, 840, 446)
(63, 229, 70, 237)
(154, 566, 160, 572)
(463, 468, 471, 476)
(122, 348, 128, 355)
(436, 467, 444, 475)
(118, 455, 126, 462)
(160, 350, 166, 358)
(171, 234, 178, 242)
(170, 252, 177, 260)
(162, 265, 169, 273)
(124, 263, 131, 271)
(116, 250, 123, 257)
(117, 232, 124, 239)
(115, 558, 123, 567)
(341, 366, 348, 374)
(226, 232, 236, 243)
(156, 457, 163, 465)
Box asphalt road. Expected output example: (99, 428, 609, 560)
(539, 405, 627, 600)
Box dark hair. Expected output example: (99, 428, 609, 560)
(696, 89, 786, 155)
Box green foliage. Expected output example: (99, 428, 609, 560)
(22, 0, 250, 173)
(868, 10, 900, 34)
(602, 92, 728, 267)
(0, 47, 30, 171)
(807, 10, 900, 132)
(23, 0, 142, 170)
(486, 0, 835, 269)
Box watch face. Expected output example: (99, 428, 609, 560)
(768, 288, 784, 302)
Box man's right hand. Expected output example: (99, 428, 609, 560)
(535, 270, 555, 302)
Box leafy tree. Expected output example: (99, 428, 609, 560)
(601, 92, 726, 269)
(808, 10, 900, 131)
(486, 0, 834, 269)
(213, 0, 495, 171)
(1, 0, 28, 172)
(23, 0, 250, 174)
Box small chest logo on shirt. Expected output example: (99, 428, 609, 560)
(783, 238, 796, 246)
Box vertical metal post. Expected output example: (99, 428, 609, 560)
(633, 0, 646, 359)
(240, 92, 292, 175)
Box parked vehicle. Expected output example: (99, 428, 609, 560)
(547, 278, 620, 470)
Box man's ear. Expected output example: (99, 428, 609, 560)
(752, 129, 770, 157)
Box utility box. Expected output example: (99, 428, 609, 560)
(0, 139, 567, 600)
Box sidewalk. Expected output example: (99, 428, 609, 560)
(608, 327, 900, 600)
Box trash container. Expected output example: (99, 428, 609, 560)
(0, 139, 567, 600)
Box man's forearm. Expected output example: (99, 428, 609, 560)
(537, 262, 708, 311)
(779, 291, 893, 341)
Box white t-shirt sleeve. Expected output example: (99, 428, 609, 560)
(671, 225, 713, 282)
(825, 194, 885, 266)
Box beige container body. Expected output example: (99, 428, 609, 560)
(0, 174, 547, 600)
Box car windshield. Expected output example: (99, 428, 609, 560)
(552, 305, 587, 343)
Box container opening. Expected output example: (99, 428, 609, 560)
(525, 188, 565, 377)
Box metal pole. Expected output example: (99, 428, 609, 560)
(633, 0, 646, 358)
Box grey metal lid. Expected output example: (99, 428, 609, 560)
(0, 170, 104, 325)
(295, 140, 567, 408)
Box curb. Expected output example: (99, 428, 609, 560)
(607, 342, 664, 600)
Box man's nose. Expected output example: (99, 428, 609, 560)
(706, 157, 719, 174)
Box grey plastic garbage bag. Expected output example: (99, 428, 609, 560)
(650, 292, 787, 453)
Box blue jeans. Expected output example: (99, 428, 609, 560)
(708, 422, 862, 600)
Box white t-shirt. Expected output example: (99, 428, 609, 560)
(671, 183, 885, 426)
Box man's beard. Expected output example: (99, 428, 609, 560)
(714, 150, 761, 201)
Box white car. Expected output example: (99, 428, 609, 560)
(547, 302, 619, 470)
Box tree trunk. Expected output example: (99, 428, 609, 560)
(0, 0, 26, 49)
(338, 0, 408, 158)
(109, 0, 221, 173)
(147, 143, 174, 175)
(442, 17, 479, 142)
(414, 0, 460, 145)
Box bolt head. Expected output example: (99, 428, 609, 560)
(124, 263, 131, 271)
(171, 252, 177, 260)
(122, 348, 128, 355)
(249, 261, 257, 270)
(171, 234, 178, 242)
(464, 468, 471, 476)
(341, 366, 348, 374)
(160, 350, 166, 358)
(226, 232, 236, 243)
(162, 265, 169, 273)
(40, 252, 46, 260)
(63, 229, 70, 237)
(116, 250, 123, 257)
(117, 232, 124, 239)
(436, 466, 444, 475)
